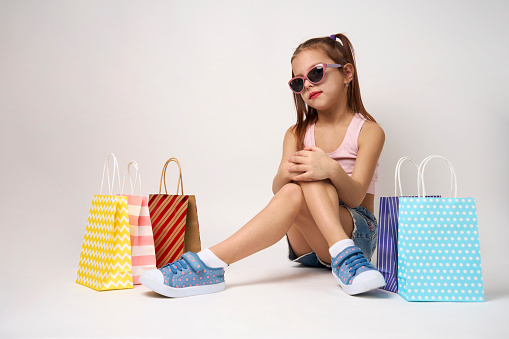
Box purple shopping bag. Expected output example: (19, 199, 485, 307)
(378, 196, 400, 292)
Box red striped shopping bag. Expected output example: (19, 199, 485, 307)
(120, 161, 157, 284)
(148, 158, 201, 268)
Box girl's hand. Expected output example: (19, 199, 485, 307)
(287, 146, 334, 181)
(284, 160, 304, 183)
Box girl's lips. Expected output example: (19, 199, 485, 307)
(309, 91, 321, 99)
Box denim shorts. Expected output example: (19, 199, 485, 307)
(287, 200, 378, 268)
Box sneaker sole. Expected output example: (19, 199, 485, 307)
(333, 271, 386, 295)
(139, 273, 226, 298)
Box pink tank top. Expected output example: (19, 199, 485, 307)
(303, 113, 379, 195)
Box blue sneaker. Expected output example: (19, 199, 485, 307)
(331, 246, 385, 295)
(139, 252, 226, 297)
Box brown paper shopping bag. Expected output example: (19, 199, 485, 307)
(148, 158, 201, 268)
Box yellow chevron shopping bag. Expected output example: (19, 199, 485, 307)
(76, 154, 133, 291)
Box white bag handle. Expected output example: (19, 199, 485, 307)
(394, 156, 419, 196)
(100, 153, 121, 195)
(418, 155, 457, 198)
(121, 160, 143, 196)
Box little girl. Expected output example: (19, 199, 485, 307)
(140, 33, 386, 297)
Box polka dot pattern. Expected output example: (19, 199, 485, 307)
(159, 252, 225, 289)
(398, 198, 484, 302)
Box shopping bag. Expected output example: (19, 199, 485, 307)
(120, 161, 157, 285)
(377, 157, 419, 293)
(378, 157, 441, 293)
(76, 154, 133, 291)
(398, 156, 484, 302)
(148, 158, 201, 268)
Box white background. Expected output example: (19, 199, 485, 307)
(1, 1, 508, 338)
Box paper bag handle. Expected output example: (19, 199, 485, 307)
(418, 155, 457, 198)
(100, 153, 121, 195)
(394, 156, 419, 196)
(121, 160, 142, 196)
(159, 157, 184, 195)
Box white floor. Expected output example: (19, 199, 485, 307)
(1, 240, 507, 339)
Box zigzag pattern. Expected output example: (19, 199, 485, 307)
(77, 262, 132, 280)
(76, 195, 133, 291)
(77, 272, 133, 290)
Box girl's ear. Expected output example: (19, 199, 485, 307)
(343, 63, 355, 85)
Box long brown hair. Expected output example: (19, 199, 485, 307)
(290, 33, 376, 150)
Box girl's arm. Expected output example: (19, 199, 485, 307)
(288, 121, 385, 207)
(272, 127, 300, 194)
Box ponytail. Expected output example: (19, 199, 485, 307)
(332, 33, 374, 122)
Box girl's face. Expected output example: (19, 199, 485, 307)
(291, 48, 350, 112)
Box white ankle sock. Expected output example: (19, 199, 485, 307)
(197, 248, 228, 268)
(329, 239, 355, 258)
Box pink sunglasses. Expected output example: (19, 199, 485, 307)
(289, 63, 342, 93)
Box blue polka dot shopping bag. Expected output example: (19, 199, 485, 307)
(377, 157, 440, 293)
(398, 156, 484, 302)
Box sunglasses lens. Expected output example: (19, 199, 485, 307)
(307, 66, 324, 83)
(289, 78, 304, 93)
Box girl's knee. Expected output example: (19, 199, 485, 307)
(301, 180, 338, 199)
(278, 182, 302, 193)
(275, 183, 304, 206)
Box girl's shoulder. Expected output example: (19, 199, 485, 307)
(282, 125, 300, 153)
(284, 125, 299, 143)
(359, 119, 385, 147)
(285, 124, 298, 138)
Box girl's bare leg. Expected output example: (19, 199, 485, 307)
(287, 181, 354, 263)
(210, 180, 352, 265)
(298, 180, 352, 245)
(210, 183, 304, 264)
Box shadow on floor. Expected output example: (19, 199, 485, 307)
(227, 267, 326, 289)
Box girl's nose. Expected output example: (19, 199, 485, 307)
(303, 78, 314, 90)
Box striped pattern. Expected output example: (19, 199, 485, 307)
(148, 194, 189, 268)
(76, 195, 134, 291)
(377, 196, 400, 293)
(121, 195, 157, 284)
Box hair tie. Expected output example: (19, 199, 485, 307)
(329, 35, 337, 41)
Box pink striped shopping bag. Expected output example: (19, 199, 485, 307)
(120, 161, 157, 284)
